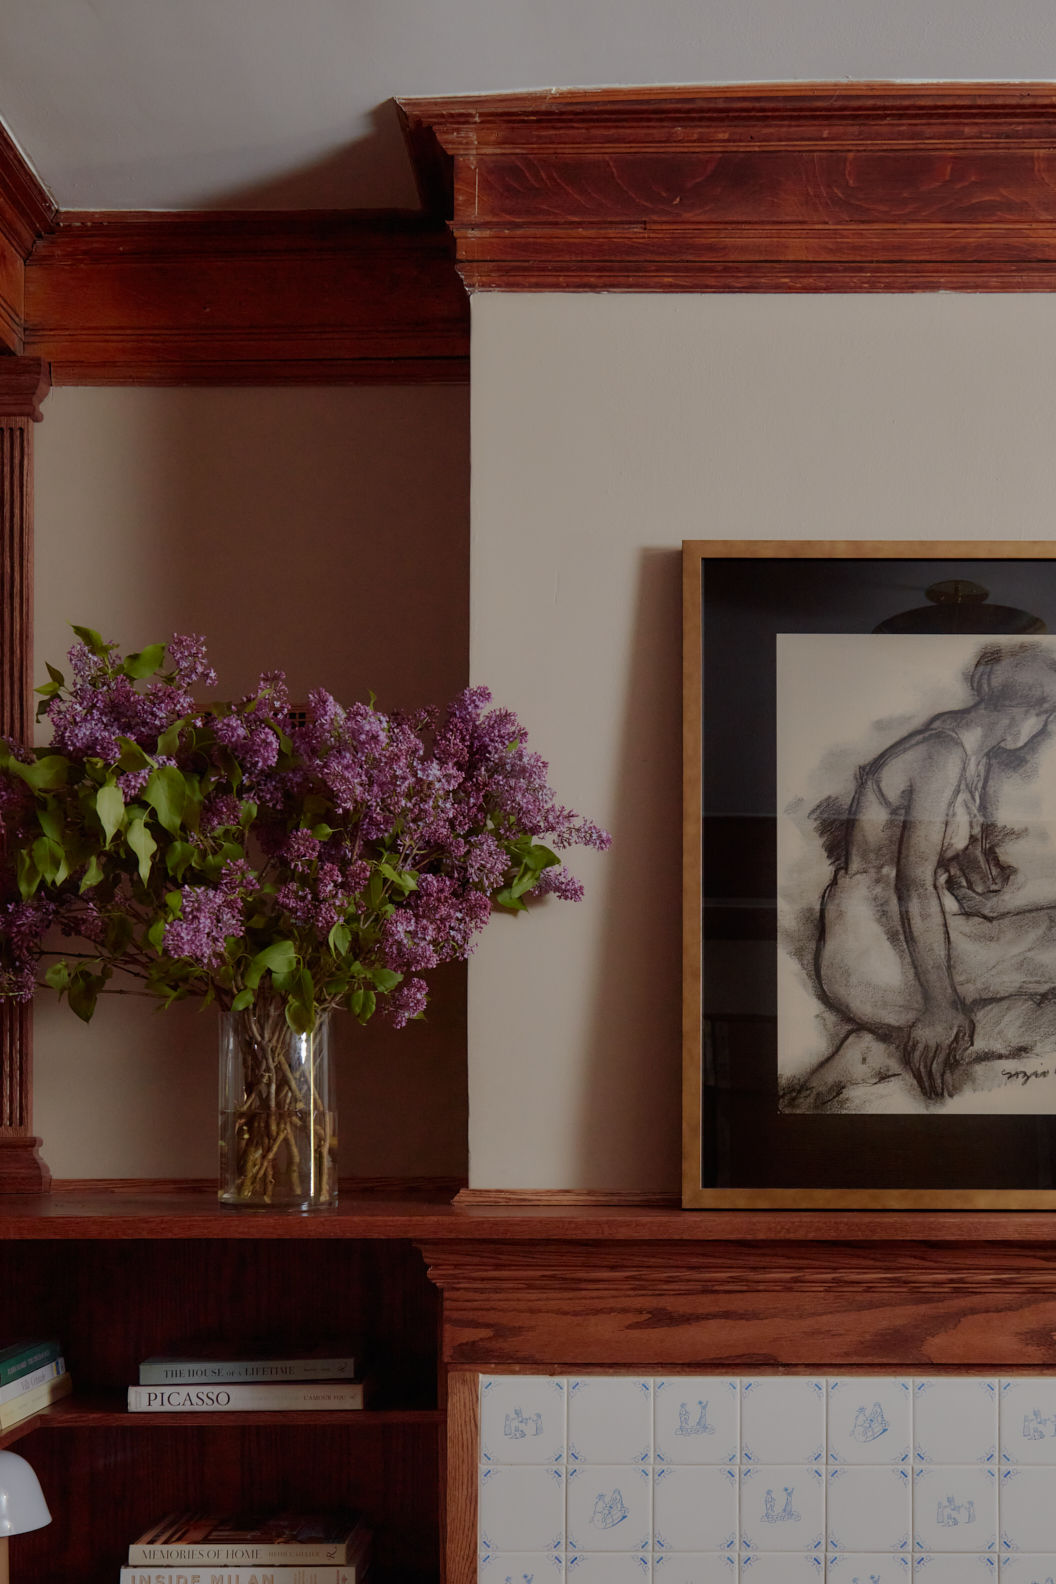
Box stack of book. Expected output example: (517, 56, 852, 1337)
(120, 1510, 371, 1583)
(128, 1346, 369, 1414)
(0, 1337, 72, 1431)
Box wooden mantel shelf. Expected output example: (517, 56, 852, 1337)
(6, 1183, 1056, 1241)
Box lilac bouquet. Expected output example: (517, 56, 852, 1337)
(0, 627, 608, 1201)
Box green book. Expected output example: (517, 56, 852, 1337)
(0, 1338, 63, 1387)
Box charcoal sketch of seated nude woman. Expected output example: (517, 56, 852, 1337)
(793, 644, 1056, 1110)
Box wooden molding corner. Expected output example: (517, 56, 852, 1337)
(0, 120, 56, 355)
(25, 209, 469, 385)
(399, 82, 1056, 292)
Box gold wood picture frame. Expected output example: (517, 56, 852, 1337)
(683, 539, 1056, 1208)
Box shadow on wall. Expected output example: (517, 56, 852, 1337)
(576, 547, 684, 1192)
(32, 385, 470, 1180)
(55, 101, 422, 212)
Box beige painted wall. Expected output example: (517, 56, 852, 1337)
(31, 384, 470, 1179)
(467, 291, 1056, 1191)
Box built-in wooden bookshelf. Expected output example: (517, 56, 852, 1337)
(4, 1185, 1056, 1583)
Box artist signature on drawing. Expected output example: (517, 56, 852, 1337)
(1002, 1067, 1051, 1087)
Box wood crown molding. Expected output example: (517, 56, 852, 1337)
(397, 82, 1056, 291)
(419, 1237, 1056, 1367)
(0, 121, 56, 355)
(25, 210, 469, 385)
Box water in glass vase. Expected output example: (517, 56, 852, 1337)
(219, 999, 337, 1209)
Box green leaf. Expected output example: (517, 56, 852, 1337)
(67, 966, 107, 1023)
(312, 823, 334, 840)
(157, 719, 185, 758)
(328, 922, 351, 958)
(164, 890, 183, 917)
(493, 887, 528, 913)
(239, 800, 258, 830)
(117, 738, 154, 773)
(34, 680, 60, 698)
(165, 841, 195, 881)
(32, 835, 61, 883)
(44, 960, 69, 993)
(146, 917, 166, 951)
(10, 755, 69, 792)
(95, 783, 125, 847)
(70, 624, 108, 656)
(79, 854, 104, 893)
(143, 765, 186, 835)
(370, 966, 402, 994)
(366, 872, 384, 910)
(285, 996, 315, 1035)
(36, 803, 63, 843)
(45, 663, 65, 687)
(231, 987, 255, 1012)
(244, 939, 297, 991)
(105, 913, 135, 957)
(16, 847, 39, 900)
(124, 643, 166, 680)
(526, 843, 559, 871)
(127, 818, 157, 884)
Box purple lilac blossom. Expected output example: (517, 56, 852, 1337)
(379, 976, 429, 1028)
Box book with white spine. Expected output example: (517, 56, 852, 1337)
(128, 1510, 367, 1566)
(127, 1379, 369, 1413)
(120, 1569, 364, 1584)
(139, 1350, 356, 1385)
(0, 1356, 64, 1406)
(0, 1369, 72, 1430)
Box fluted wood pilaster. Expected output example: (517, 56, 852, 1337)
(0, 357, 49, 1190)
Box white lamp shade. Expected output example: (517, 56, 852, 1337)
(0, 1452, 50, 1535)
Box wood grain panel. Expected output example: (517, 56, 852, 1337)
(0, 360, 49, 1190)
(398, 83, 1056, 291)
(24, 210, 469, 385)
(0, 118, 55, 354)
(420, 1239, 1056, 1369)
(445, 1372, 478, 1584)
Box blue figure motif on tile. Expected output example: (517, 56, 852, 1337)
(591, 1489, 629, 1530)
(504, 1577, 533, 1584)
(676, 1399, 716, 1437)
(763, 1486, 801, 1523)
(935, 1493, 975, 1527)
(851, 1402, 890, 1443)
(504, 1407, 544, 1440)
(1022, 1407, 1056, 1441)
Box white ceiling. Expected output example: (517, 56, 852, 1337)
(2, 0, 1056, 212)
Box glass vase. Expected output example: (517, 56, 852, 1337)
(218, 998, 337, 1210)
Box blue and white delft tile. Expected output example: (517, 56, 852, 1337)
(913, 1465, 998, 1554)
(566, 1465, 651, 1552)
(826, 1554, 911, 1581)
(481, 1376, 567, 1465)
(829, 1378, 912, 1465)
(478, 1554, 565, 1583)
(565, 1554, 651, 1583)
(655, 1377, 738, 1465)
(913, 1554, 997, 1580)
(739, 1464, 825, 1552)
(1000, 1555, 1056, 1581)
(828, 1465, 911, 1552)
(479, 1466, 565, 1554)
(740, 1377, 825, 1465)
(567, 1377, 653, 1465)
(652, 1556, 737, 1583)
(1000, 1556, 1056, 1581)
(1001, 1467, 1056, 1554)
(653, 1465, 738, 1552)
(1001, 1381, 1056, 1467)
(914, 1379, 998, 1466)
(738, 1551, 824, 1580)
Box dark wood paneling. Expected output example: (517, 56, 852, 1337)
(398, 83, 1056, 291)
(421, 1238, 1056, 1369)
(25, 210, 469, 384)
(0, 119, 56, 353)
(0, 359, 49, 1189)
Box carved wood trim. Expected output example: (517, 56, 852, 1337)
(419, 1239, 1056, 1368)
(0, 359, 50, 1191)
(445, 1370, 478, 1584)
(24, 210, 469, 385)
(0, 120, 56, 355)
(398, 83, 1056, 291)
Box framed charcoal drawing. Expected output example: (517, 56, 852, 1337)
(683, 540, 1056, 1208)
